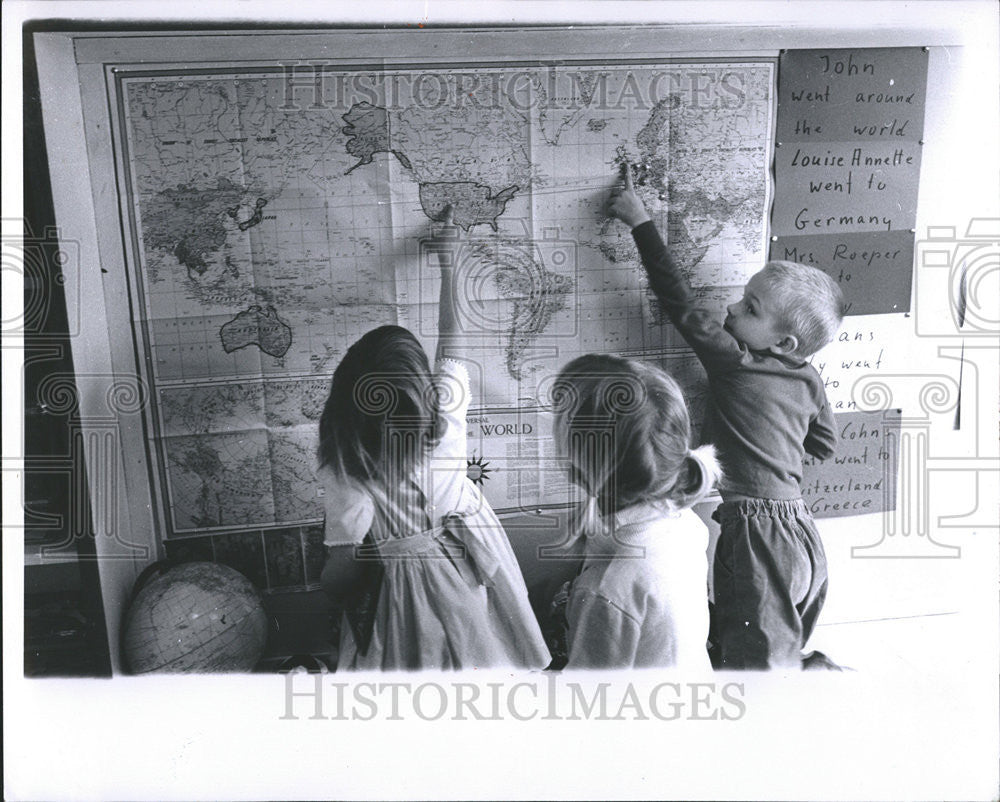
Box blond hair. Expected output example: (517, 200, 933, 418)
(758, 261, 846, 357)
(552, 354, 721, 517)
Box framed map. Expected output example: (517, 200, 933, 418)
(110, 57, 774, 534)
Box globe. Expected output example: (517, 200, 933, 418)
(122, 561, 269, 673)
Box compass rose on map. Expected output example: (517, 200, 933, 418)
(466, 453, 493, 486)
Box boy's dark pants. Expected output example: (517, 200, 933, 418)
(709, 498, 828, 670)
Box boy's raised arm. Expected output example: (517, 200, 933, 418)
(606, 165, 651, 228)
(608, 165, 743, 371)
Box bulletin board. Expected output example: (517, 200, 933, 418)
(771, 47, 928, 314)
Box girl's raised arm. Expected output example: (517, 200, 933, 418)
(429, 204, 462, 365)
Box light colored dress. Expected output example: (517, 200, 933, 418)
(566, 503, 713, 671)
(318, 358, 550, 671)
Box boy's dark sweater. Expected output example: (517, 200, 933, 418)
(632, 220, 837, 500)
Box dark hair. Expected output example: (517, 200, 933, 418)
(552, 354, 719, 515)
(317, 326, 441, 484)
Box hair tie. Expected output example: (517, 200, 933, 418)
(574, 494, 603, 541)
(688, 444, 714, 460)
(684, 444, 722, 500)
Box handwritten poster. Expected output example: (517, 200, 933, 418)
(771, 48, 928, 314)
(801, 410, 900, 519)
(771, 230, 913, 314)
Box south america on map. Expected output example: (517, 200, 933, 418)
(122, 62, 772, 531)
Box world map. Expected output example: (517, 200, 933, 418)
(122, 63, 773, 531)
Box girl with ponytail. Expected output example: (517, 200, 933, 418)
(551, 354, 721, 670)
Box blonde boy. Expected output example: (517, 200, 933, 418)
(608, 165, 845, 669)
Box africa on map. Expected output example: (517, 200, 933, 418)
(121, 62, 773, 533)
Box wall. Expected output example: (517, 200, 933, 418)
(30, 19, 998, 673)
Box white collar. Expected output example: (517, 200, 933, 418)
(585, 501, 682, 548)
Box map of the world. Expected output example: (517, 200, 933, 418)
(120, 62, 774, 532)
